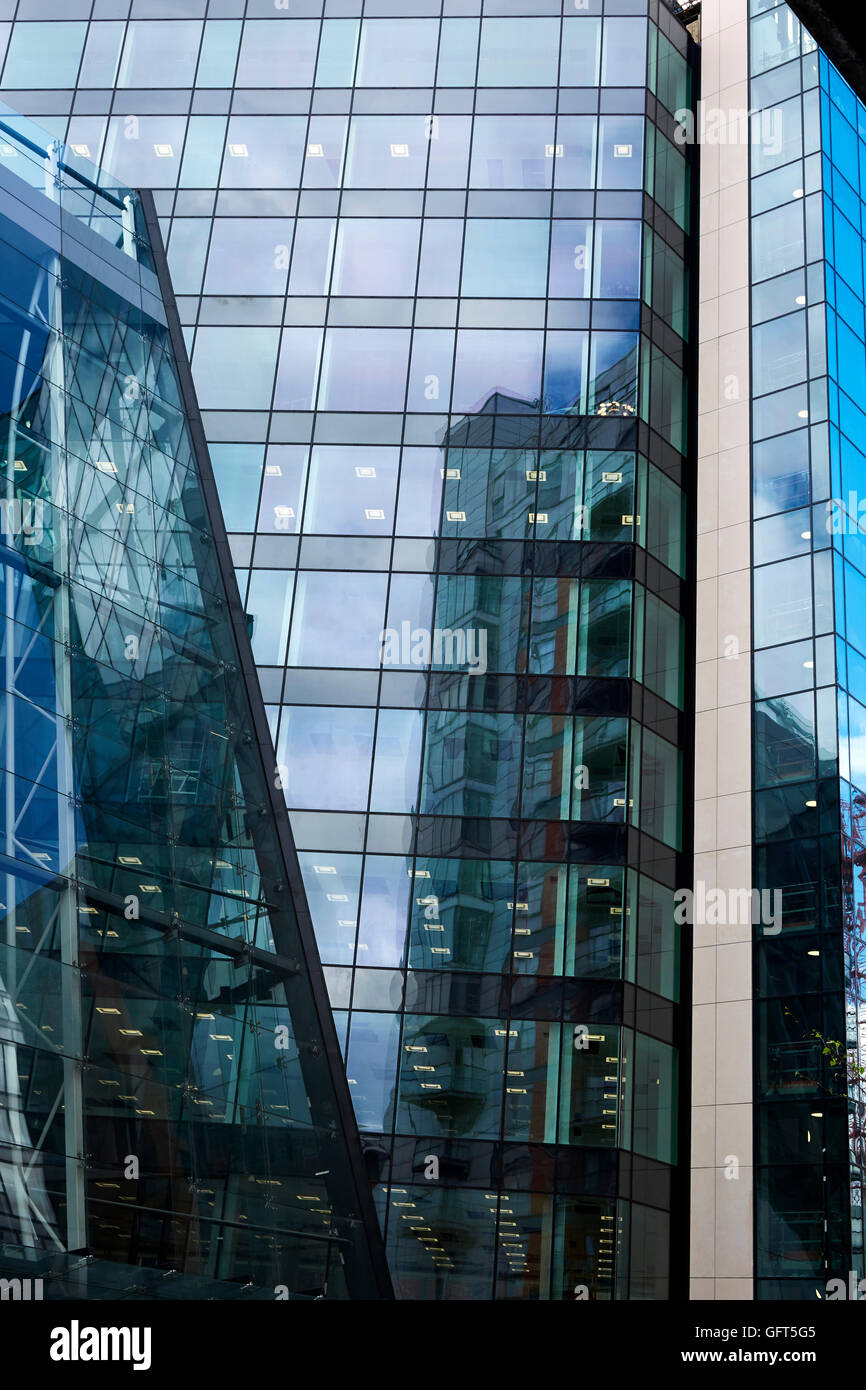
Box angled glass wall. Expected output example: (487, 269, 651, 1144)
(0, 110, 387, 1301)
(0, 0, 698, 1298)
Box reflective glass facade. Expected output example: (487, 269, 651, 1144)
(748, 0, 866, 1299)
(0, 0, 699, 1299)
(0, 108, 388, 1300)
(0, 0, 718, 1315)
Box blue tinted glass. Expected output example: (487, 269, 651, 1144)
(274, 327, 325, 411)
(470, 116, 554, 190)
(452, 330, 544, 413)
(395, 448, 445, 536)
(247, 569, 294, 665)
(561, 18, 601, 86)
(549, 220, 593, 297)
(593, 221, 642, 297)
(192, 326, 280, 409)
(601, 18, 647, 86)
(204, 218, 292, 294)
(315, 18, 359, 87)
(553, 116, 598, 189)
(288, 220, 335, 295)
(119, 20, 201, 87)
(332, 218, 420, 296)
(407, 329, 454, 413)
(303, 446, 399, 535)
(345, 1013, 400, 1131)
(544, 331, 588, 413)
(166, 219, 210, 294)
(300, 851, 362, 965)
(221, 116, 307, 188)
(317, 328, 411, 412)
(426, 115, 472, 188)
(259, 445, 308, 535)
(210, 443, 265, 532)
(598, 116, 644, 188)
(357, 18, 438, 88)
(345, 115, 428, 188)
(478, 17, 560, 87)
(461, 220, 549, 298)
(236, 19, 319, 87)
(358, 856, 411, 966)
(303, 115, 348, 187)
(370, 710, 424, 812)
(418, 219, 463, 296)
(288, 571, 388, 668)
(2, 22, 87, 87)
(437, 18, 479, 87)
(179, 115, 226, 188)
(278, 707, 375, 811)
(102, 116, 187, 187)
(196, 19, 241, 87)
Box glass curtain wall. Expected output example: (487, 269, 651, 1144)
(0, 0, 697, 1299)
(747, 0, 866, 1300)
(0, 112, 384, 1301)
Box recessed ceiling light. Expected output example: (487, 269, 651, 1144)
(118, 855, 142, 865)
(228, 143, 248, 157)
(70, 143, 91, 158)
(803, 659, 814, 669)
(793, 187, 804, 198)
(0, 143, 17, 157)
(797, 409, 809, 418)
(390, 143, 409, 157)
(306, 143, 324, 157)
(153, 144, 174, 157)
(805, 799, 817, 807)
(801, 530, 811, 539)
(795, 294, 806, 305)
(265, 464, 282, 476)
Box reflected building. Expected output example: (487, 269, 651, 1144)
(0, 109, 388, 1300)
